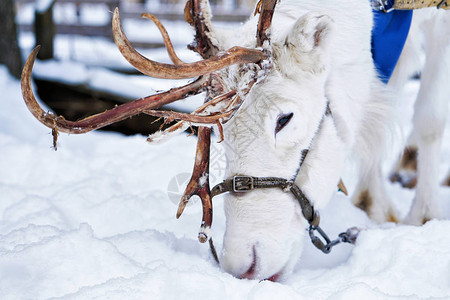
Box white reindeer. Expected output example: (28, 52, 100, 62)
(212, 1, 449, 280)
(21, 0, 449, 282)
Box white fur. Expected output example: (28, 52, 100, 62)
(210, 1, 449, 280)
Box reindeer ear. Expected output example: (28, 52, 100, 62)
(286, 13, 334, 53)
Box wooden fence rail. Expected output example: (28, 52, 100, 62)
(16, 0, 253, 46)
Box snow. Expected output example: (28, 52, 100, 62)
(2, 60, 450, 299)
(3, 5, 450, 297)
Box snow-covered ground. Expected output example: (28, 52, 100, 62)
(1, 62, 450, 299)
(1, 10, 450, 299)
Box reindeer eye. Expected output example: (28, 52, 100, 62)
(275, 113, 293, 134)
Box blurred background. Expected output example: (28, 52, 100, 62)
(1, 0, 257, 135)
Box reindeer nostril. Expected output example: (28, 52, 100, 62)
(266, 272, 281, 282)
(238, 246, 257, 279)
(239, 261, 256, 279)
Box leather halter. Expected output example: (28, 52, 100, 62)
(211, 103, 331, 225)
(211, 175, 319, 227)
(209, 103, 360, 254)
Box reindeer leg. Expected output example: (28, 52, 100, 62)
(352, 160, 399, 223)
(389, 142, 418, 189)
(351, 117, 399, 223)
(351, 79, 399, 223)
(404, 27, 449, 225)
(387, 21, 423, 190)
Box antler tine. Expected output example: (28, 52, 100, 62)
(146, 89, 237, 142)
(141, 13, 184, 65)
(185, 0, 219, 58)
(171, 91, 237, 245)
(113, 8, 267, 79)
(21, 46, 207, 135)
(256, 0, 278, 47)
(144, 109, 233, 124)
(177, 127, 213, 243)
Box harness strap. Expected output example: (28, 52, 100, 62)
(211, 175, 318, 225)
(211, 176, 287, 196)
(210, 175, 359, 255)
(394, 0, 449, 10)
(373, 0, 449, 11)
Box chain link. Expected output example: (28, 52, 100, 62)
(309, 226, 361, 254)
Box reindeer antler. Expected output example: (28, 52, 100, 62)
(21, 46, 208, 135)
(185, 0, 219, 58)
(175, 0, 223, 244)
(141, 13, 184, 65)
(113, 9, 266, 79)
(20, 1, 278, 248)
(256, 0, 278, 47)
(176, 0, 279, 246)
(21, 8, 266, 135)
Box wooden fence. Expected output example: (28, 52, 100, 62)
(16, 0, 254, 44)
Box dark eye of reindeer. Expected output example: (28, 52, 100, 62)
(275, 113, 294, 134)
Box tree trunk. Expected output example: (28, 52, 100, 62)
(35, 2, 56, 60)
(0, 0, 23, 79)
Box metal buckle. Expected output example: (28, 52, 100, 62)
(233, 176, 254, 192)
(372, 0, 394, 12)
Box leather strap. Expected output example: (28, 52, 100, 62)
(211, 176, 287, 196)
(211, 176, 320, 226)
(373, 0, 450, 11)
(394, 0, 449, 10)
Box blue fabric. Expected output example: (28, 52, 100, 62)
(371, 7, 413, 83)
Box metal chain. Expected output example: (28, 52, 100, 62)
(309, 226, 361, 254)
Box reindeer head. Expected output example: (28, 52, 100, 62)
(21, 0, 344, 281)
(215, 9, 346, 280)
